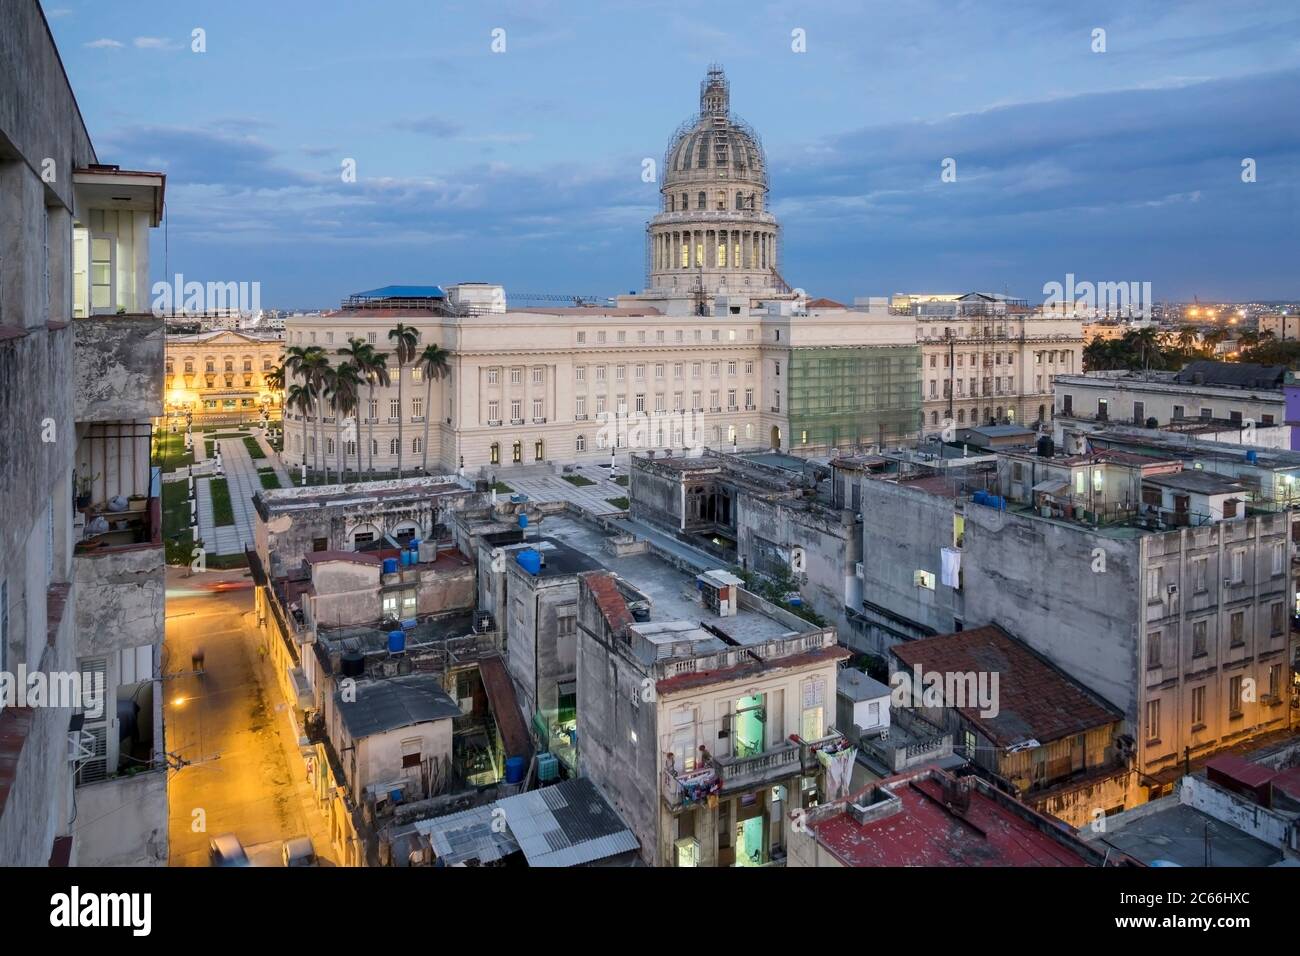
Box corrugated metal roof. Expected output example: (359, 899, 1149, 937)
(495, 778, 638, 867)
(413, 804, 518, 865)
(333, 672, 461, 738)
(353, 285, 446, 299)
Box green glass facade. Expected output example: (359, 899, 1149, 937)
(788, 346, 921, 450)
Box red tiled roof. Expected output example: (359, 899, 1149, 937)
(891, 624, 1122, 747)
(807, 297, 847, 309)
(810, 768, 1097, 867)
(582, 572, 633, 636)
(478, 655, 532, 761)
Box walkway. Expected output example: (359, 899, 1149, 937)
(195, 436, 263, 556)
(494, 462, 630, 516)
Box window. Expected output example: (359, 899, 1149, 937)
(488, 400, 499, 422)
(692, 363, 702, 379)
(616, 365, 626, 382)
(487, 367, 500, 385)
(744, 360, 754, 375)
(1146, 630, 1162, 669)
(532, 366, 544, 385)
(1191, 686, 1206, 726)
(411, 397, 423, 417)
(490, 442, 500, 465)
(576, 331, 586, 344)
(576, 434, 586, 452)
(532, 399, 543, 420)
(1272, 542, 1285, 576)
(1193, 619, 1208, 657)
(595, 365, 606, 383)
(1192, 557, 1208, 593)
(512, 441, 522, 464)
(597, 331, 606, 344)
(411, 366, 423, 383)
(1228, 676, 1243, 718)
(510, 367, 522, 385)
(635, 364, 645, 382)
(801, 678, 827, 741)
(618, 331, 626, 344)
(389, 437, 400, 454)
(575, 396, 586, 417)
(534, 440, 544, 462)
(1145, 699, 1160, 741)
(510, 399, 521, 421)
(655, 363, 665, 380)
(1229, 611, 1245, 647)
(1230, 548, 1245, 584)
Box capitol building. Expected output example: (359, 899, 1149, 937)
(281, 67, 1078, 475)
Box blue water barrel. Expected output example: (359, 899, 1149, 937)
(399, 549, 411, 567)
(387, 630, 406, 654)
(518, 513, 529, 529)
(504, 756, 526, 784)
(409, 538, 421, 553)
(515, 549, 541, 575)
(382, 557, 399, 574)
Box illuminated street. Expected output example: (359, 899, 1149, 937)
(164, 567, 334, 866)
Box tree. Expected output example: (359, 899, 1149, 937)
(415, 342, 451, 473)
(265, 362, 285, 414)
(297, 347, 332, 482)
(286, 382, 315, 481)
(388, 324, 420, 478)
(328, 361, 363, 481)
(338, 337, 388, 478)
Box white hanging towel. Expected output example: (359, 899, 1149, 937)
(940, 547, 962, 589)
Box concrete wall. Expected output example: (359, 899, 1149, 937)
(309, 561, 381, 628)
(575, 576, 662, 865)
(72, 547, 164, 657)
(73, 768, 168, 865)
(855, 480, 964, 653)
(73, 316, 164, 421)
(504, 568, 579, 720)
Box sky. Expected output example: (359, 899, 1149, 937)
(43, 0, 1300, 308)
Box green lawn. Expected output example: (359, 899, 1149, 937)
(243, 435, 267, 459)
(259, 470, 281, 489)
(208, 478, 235, 526)
(613, 475, 629, 487)
(154, 431, 194, 472)
(607, 496, 630, 510)
(490, 481, 513, 494)
(162, 481, 195, 566)
(204, 439, 215, 459)
(562, 474, 594, 487)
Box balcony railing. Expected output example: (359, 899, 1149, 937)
(713, 740, 801, 792)
(662, 765, 721, 811)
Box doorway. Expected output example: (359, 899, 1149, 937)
(733, 694, 764, 757)
(770, 426, 781, 449)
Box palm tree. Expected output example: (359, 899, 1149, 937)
(265, 362, 286, 419)
(286, 382, 315, 482)
(339, 338, 389, 479)
(329, 361, 363, 481)
(284, 345, 312, 473)
(297, 347, 332, 481)
(388, 324, 420, 478)
(415, 342, 451, 473)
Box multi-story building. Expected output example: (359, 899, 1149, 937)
(1053, 361, 1292, 447)
(163, 328, 284, 425)
(911, 292, 1083, 434)
(1, 0, 167, 865)
(850, 437, 1298, 813)
(280, 67, 922, 475)
(576, 568, 852, 867)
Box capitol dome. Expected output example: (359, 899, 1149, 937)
(646, 66, 782, 299)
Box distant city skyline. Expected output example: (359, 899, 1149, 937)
(45, 0, 1300, 307)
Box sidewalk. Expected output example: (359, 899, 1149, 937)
(195, 437, 262, 555)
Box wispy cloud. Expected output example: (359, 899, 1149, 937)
(84, 38, 124, 49)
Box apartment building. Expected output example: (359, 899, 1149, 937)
(1054, 361, 1290, 443)
(851, 438, 1297, 812)
(0, 0, 167, 865)
(911, 292, 1083, 433)
(576, 569, 852, 867)
(163, 328, 285, 425)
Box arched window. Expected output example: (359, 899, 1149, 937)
(412, 437, 422, 454)
(575, 434, 586, 452)
(957, 410, 965, 423)
(389, 437, 400, 455)
(490, 442, 500, 465)
(930, 411, 939, 425)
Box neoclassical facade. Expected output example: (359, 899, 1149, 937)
(164, 329, 285, 424)
(282, 67, 925, 475)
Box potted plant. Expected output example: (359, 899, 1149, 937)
(75, 471, 98, 509)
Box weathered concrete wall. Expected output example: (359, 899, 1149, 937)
(504, 570, 579, 719)
(963, 506, 1141, 720)
(414, 563, 475, 617)
(73, 768, 168, 865)
(856, 480, 963, 653)
(73, 547, 165, 657)
(73, 316, 164, 421)
(310, 562, 381, 627)
(575, 577, 661, 865)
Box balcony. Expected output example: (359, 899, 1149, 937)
(387, 416, 401, 424)
(714, 739, 801, 793)
(574, 413, 588, 421)
(745, 404, 756, 411)
(410, 415, 425, 423)
(662, 765, 721, 811)
(73, 496, 164, 657)
(511, 418, 524, 425)
(487, 419, 502, 426)
(532, 417, 547, 424)
(73, 314, 164, 421)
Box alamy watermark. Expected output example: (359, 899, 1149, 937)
(1, 665, 105, 717)
(1042, 273, 1152, 318)
(890, 663, 1000, 719)
(595, 405, 708, 456)
(151, 272, 261, 316)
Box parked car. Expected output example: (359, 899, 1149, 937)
(281, 836, 318, 867)
(209, 833, 249, 867)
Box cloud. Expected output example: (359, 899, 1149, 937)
(84, 38, 124, 49)
(391, 115, 462, 137)
(133, 36, 181, 50)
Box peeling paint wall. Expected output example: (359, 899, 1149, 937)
(73, 548, 165, 657)
(72, 316, 164, 422)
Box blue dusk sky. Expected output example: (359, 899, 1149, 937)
(42, 0, 1300, 308)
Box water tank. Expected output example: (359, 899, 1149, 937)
(537, 752, 560, 782)
(382, 557, 399, 574)
(399, 549, 411, 567)
(387, 630, 406, 654)
(504, 756, 526, 784)
(340, 650, 365, 677)
(1036, 435, 1054, 458)
(1246, 450, 1258, 463)
(409, 538, 421, 554)
(515, 549, 542, 575)
(518, 513, 529, 530)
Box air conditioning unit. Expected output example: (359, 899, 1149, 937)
(855, 562, 864, 578)
(1167, 584, 1178, 595)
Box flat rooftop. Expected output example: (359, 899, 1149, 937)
(1094, 801, 1282, 867)
(256, 475, 471, 514)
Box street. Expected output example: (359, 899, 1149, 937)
(164, 566, 334, 866)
